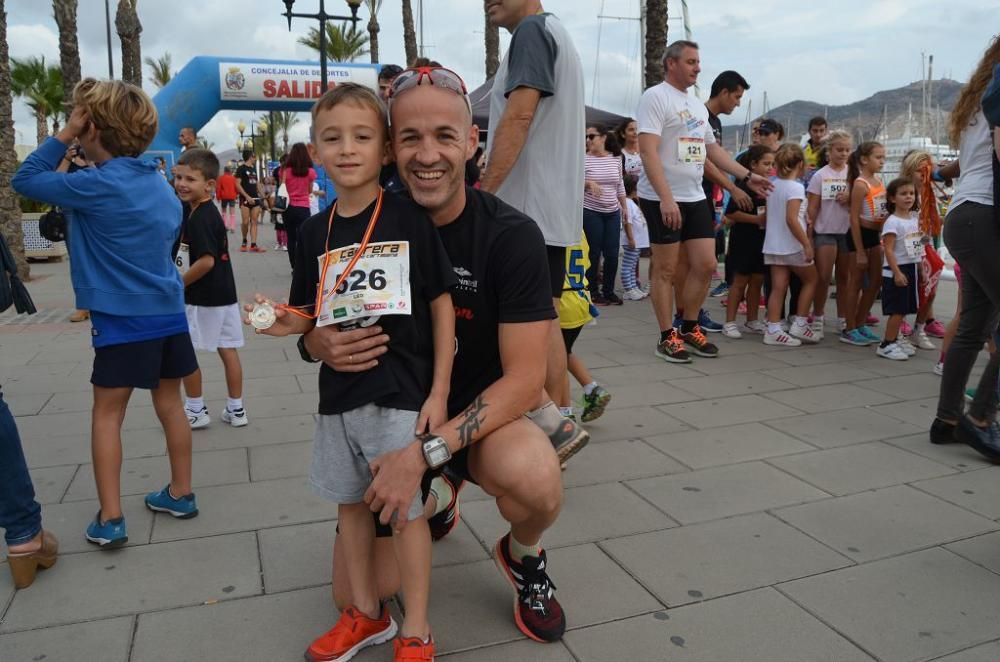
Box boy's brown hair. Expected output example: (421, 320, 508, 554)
(177, 148, 220, 181)
(310, 83, 387, 140)
(73, 78, 158, 157)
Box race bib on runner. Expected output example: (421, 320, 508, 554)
(903, 231, 925, 259)
(872, 193, 888, 220)
(316, 241, 411, 327)
(678, 137, 706, 165)
(821, 178, 847, 200)
(175, 243, 189, 275)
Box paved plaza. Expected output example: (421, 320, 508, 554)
(2, 242, 1000, 662)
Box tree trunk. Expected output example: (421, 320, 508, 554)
(35, 111, 48, 148)
(367, 15, 379, 64)
(484, 9, 499, 79)
(644, 0, 667, 90)
(53, 0, 80, 112)
(401, 0, 417, 66)
(0, 0, 28, 280)
(115, 0, 142, 87)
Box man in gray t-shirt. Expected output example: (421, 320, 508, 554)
(484, 0, 589, 470)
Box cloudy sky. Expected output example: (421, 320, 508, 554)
(7, 0, 997, 151)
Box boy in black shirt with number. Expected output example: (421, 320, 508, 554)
(173, 149, 247, 429)
(251, 84, 455, 662)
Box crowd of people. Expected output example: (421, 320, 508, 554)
(2, 1, 999, 660)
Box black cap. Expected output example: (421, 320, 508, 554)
(757, 118, 782, 136)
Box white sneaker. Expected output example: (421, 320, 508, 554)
(876, 342, 909, 361)
(640, 283, 651, 294)
(722, 321, 742, 339)
(933, 361, 944, 376)
(221, 407, 249, 427)
(780, 319, 791, 332)
(185, 406, 210, 429)
(809, 320, 825, 342)
(896, 336, 917, 356)
(273, 244, 281, 250)
(623, 288, 646, 301)
(837, 317, 847, 332)
(743, 320, 766, 335)
(913, 330, 936, 350)
(789, 323, 820, 344)
(764, 329, 802, 347)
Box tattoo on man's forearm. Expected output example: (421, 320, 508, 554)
(456, 396, 487, 448)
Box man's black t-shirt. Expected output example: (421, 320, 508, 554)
(236, 164, 259, 199)
(181, 202, 238, 307)
(702, 110, 724, 203)
(437, 188, 556, 418)
(290, 192, 456, 416)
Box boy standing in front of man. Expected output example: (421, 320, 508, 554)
(13, 79, 200, 547)
(173, 148, 248, 430)
(251, 83, 456, 661)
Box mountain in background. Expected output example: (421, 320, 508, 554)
(721, 78, 964, 151)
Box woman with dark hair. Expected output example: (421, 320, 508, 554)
(279, 143, 317, 268)
(583, 124, 628, 304)
(615, 117, 643, 180)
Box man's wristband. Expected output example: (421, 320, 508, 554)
(297, 335, 320, 363)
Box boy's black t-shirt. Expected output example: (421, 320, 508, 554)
(725, 180, 767, 243)
(437, 187, 556, 418)
(290, 192, 456, 416)
(181, 202, 238, 307)
(701, 111, 724, 203)
(236, 164, 258, 198)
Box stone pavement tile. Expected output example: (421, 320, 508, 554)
(601, 512, 852, 607)
(626, 461, 829, 524)
(63, 448, 249, 502)
(37, 389, 98, 415)
(241, 357, 321, 379)
(779, 548, 1000, 662)
(643, 422, 814, 469)
(934, 641, 1000, 661)
(766, 407, 924, 448)
(4, 392, 51, 416)
(0, 347, 38, 367)
(561, 438, 688, 487)
(131, 587, 386, 662)
(561, 350, 619, 370)
(913, 467, 1000, 519)
(675, 352, 791, 376)
(0, 616, 133, 662)
(205, 392, 318, 420)
(28, 464, 77, 504)
(774, 485, 997, 562)
(23, 429, 167, 469)
(297, 373, 319, 393)
(584, 406, 690, 442)
(461, 482, 676, 549)
(0, 494, 154, 556)
(765, 383, 898, 413)
(2, 371, 91, 395)
(0, 361, 75, 380)
(595, 347, 664, 366)
(563, 588, 873, 662)
(570, 337, 634, 354)
(884, 433, 995, 471)
(184, 413, 316, 452)
(1, 532, 261, 632)
(428, 561, 522, 654)
(947, 531, 1000, 575)
(249, 440, 311, 481)
(25, 346, 93, 366)
(151, 477, 335, 542)
(440, 640, 576, 661)
(13, 410, 93, 439)
(870, 396, 939, 423)
(670, 371, 795, 398)
(602, 381, 700, 409)
(767, 346, 871, 367)
(0, 563, 13, 612)
(768, 442, 957, 495)
(858, 354, 939, 377)
(656, 394, 803, 430)
(590, 362, 702, 385)
(856, 373, 944, 400)
(760, 361, 882, 387)
(203, 374, 302, 398)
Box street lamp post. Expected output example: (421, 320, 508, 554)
(281, 0, 363, 93)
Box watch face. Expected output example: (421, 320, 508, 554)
(425, 439, 450, 467)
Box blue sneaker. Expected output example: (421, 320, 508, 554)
(709, 281, 729, 297)
(144, 485, 199, 519)
(839, 329, 872, 346)
(859, 326, 881, 343)
(85, 512, 128, 548)
(697, 309, 724, 333)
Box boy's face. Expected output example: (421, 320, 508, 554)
(309, 101, 389, 192)
(173, 165, 214, 203)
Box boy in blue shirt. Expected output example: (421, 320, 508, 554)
(13, 78, 200, 548)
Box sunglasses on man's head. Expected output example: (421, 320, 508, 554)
(387, 66, 472, 114)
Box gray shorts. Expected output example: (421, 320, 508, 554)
(764, 251, 814, 267)
(814, 233, 848, 251)
(310, 403, 423, 520)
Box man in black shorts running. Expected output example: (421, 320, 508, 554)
(637, 41, 771, 363)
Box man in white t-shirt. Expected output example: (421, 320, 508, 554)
(637, 40, 771, 363)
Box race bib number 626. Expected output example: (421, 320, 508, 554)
(316, 241, 412, 327)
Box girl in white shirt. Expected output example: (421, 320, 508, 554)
(762, 144, 820, 347)
(877, 178, 922, 360)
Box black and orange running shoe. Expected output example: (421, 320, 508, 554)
(493, 533, 566, 643)
(679, 324, 720, 358)
(654, 329, 692, 364)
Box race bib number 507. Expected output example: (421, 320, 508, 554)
(316, 241, 412, 327)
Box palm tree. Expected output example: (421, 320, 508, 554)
(11, 57, 63, 146)
(365, 0, 381, 65)
(115, 0, 142, 87)
(298, 22, 369, 63)
(0, 0, 28, 279)
(144, 52, 172, 88)
(484, 7, 499, 79)
(644, 0, 667, 89)
(196, 136, 215, 151)
(401, 0, 417, 66)
(52, 0, 80, 112)
(270, 111, 300, 154)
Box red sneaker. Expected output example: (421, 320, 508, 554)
(305, 605, 397, 661)
(925, 319, 947, 338)
(239, 242, 248, 252)
(428, 470, 464, 542)
(493, 533, 566, 642)
(250, 244, 266, 253)
(393, 635, 435, 661)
